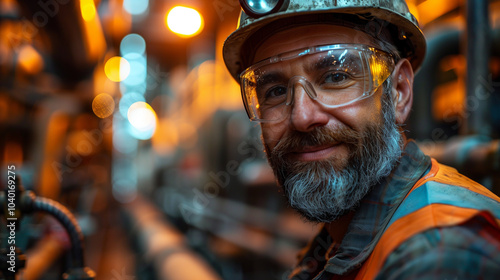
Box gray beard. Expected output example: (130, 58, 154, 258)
(264, 83, 403, 223)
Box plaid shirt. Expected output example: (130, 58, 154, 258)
(288, 141, 500, 280)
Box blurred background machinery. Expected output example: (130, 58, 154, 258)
(0, 0, 499, 279)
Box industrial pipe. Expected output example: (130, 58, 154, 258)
(465, 0, 492, 135)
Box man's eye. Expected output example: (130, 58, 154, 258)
(324, 72, 350, 84)
(265, 86, 287, 98)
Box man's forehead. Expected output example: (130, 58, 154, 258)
(253, 24, 378, 63)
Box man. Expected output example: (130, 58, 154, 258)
(223, 0, 500, 279)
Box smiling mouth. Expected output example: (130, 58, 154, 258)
(290, 143, 342, 162)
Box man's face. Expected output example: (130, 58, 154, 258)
(251, 25, 404, 222)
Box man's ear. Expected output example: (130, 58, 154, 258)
(390, 59, 414, 124)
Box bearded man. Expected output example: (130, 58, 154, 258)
(223, 1, 500, 279)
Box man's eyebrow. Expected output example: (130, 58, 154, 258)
(256, 71, 286, 86)
(314, 55, 340, 69)
(305, 51, 344, 72)
(305, 51, 359, 74)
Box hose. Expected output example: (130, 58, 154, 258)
(31, 196, 85, 269)
(1, 178, 95, 279)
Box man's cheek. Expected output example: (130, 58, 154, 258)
(261, 133, 278, 153)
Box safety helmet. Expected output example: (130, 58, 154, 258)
(223, 0, 426, 82)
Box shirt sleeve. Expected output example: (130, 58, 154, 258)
(376, 213, 500, 280)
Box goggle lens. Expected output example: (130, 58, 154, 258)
(240, 44, 396, 122)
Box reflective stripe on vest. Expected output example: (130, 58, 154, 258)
(355, 158, 500, 279)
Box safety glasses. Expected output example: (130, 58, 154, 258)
(240, 44, 396, 122)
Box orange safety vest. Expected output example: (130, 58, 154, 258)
(355, 158, 500, 279)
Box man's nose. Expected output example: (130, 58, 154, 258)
(289, 83, 329, 132)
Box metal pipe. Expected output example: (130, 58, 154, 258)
(465, 0, 491, 135)
(123, 197, 222, 280)
(412, 29, 460, 139)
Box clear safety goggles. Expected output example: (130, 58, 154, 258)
(240, 44, 397, 122)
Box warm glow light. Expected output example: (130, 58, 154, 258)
(105, 56, 130, 82)
(406, 1, 420, 24)
(127, 102, 157, 132)
(80, 0, 97, 21)
(152, 119, 179, 155)
(80, 0, 106, 61)
(18, 45, 44, 74)
(432, 55, 466, 121)
(416, 0, 458, 26)
(178, 122, 197, 149)
(92, 93, 115, 118)
(166, 6, 204, 37)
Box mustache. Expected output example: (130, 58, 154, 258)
(270, 126, 362, 158)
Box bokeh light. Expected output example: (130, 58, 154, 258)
(112, 174, 137, 203)
(127, 124, 156, 140)
(80, 0, 97, 21)
(119, 92, 146, 118)
(120, 34, 146, 56)
(92, 93, 115, 118)
(104, 56, 130, 82)
(127, 102, 157, 139)
(123, 0, 149, 16)
(127, 102, 156, 131)
(121, 55, 147, 86)
(113, 124, 139, 154)
(166, 6, 204, 37)
(18, 45, 44, 75)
